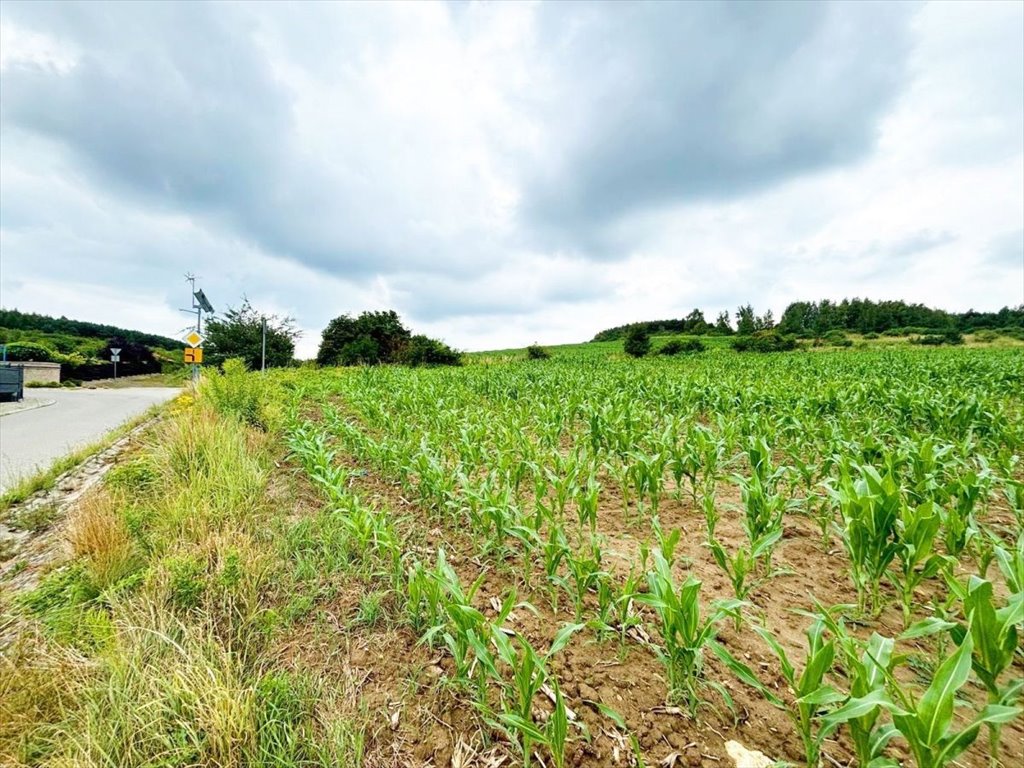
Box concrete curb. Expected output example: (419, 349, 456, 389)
(0, 397, 57, 418)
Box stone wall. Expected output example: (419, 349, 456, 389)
(11, 361, 61, 384)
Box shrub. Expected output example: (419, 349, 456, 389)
(882, 329, 904, 337)
(526, 344, 550, 360)
(623, 326, 651, 358)
(862, 332, 880, 340)
(659, 338, 705, 355)
(823, 331, 856, 348)
(733, 331, 797, 353)
(400, 335, 461, 367)
(996, 326, 1024, 340)
(3, 342, 55, 362)
(912, 330, 964, 347)
(338, 337, 380, 366)
(202, 358, 278, 430)
(973, 330, 998, 343)
(318, 310, 409, 366)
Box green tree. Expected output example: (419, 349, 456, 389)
(623, 325, 651, 357)
(713, 311, 733, 335)
(685, 309, 709, 334)
(205, 299, 299, 370)
(755, 309, 775, 331)
(401, 335, 461, 366)
(317, 310, 410, 366)
(735, 304, 756, 335)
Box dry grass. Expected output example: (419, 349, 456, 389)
(0, 632, 94, 766)
(65, 493, 140, 591)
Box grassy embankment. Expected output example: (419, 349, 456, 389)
(1, 370, 366, 767)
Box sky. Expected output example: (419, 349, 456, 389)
(1, 1, 1022, 357)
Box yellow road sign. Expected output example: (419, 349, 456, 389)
(184, 331, 204, 347)
(184, 347, 203, 364)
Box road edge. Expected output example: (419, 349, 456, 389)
(0, 397, 57, 418)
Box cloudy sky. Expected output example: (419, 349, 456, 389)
(1, 1, 1022, 356)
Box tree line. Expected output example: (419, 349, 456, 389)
(594, 299, 1024, 341)
(0, 308, 183, 349)
(206, 305, 460, 369)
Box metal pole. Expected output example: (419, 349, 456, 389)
(261, 316, 267, 373)
(113, 359, 117, 380)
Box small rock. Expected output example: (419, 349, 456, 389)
(579, 682, 599, 701)
(725, 740, 775, 768)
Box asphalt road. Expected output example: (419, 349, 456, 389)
(0, 387, 181, 493)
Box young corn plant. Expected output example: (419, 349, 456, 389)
(651, 514, 682, 569)
(413, 549, 516, 702)
(831, 464, 901, 616)
(547, 678, 570, 768)
(940, 469, 986, 558)
(750, 617, 845, 768)
(287, 422, 348, 504)
(635, 551, 740, 715)
(1002, 478, 1023, 528)
(702, 488, 720, 541)
(626, 449, 668, 517)
(733, 472, 786, 571)
(892, 501, 953, 627)
(884, 631, 1021, 768)
(562, 539, 607, 622)
(540, 525, 570, 610)
(488, 623, 583, 768)
(949, 576, 1024, 763)
(993, 533, 1023, 604)
(574, 472, 601, 543)
(817, 610, 900, 768)
(707, 531, 783, 630)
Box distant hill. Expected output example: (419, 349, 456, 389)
(0, 308, 183, 350)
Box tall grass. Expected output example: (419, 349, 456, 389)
(2, 374, 365, 767)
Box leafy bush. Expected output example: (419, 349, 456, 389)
(913, 330, 964, 346)
(401, 335, 461, 367)
(4, 342, 55, 362)
(862, 332, 880, 340)
(823, 329, 856, 348)
(973, 330, 998, 343)
(526, 344, 550, 360)
(337, 337, 381, 365)
(623, 326, 651, 358)
(202, 358, 279, 430)
(732, 331, 797, 353)
(659, 338, 705, 355)
(318, 310, 409, 366)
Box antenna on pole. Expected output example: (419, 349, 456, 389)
(179, 273, 214, 384)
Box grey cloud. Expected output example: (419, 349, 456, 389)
(520, 2, 916, 250)
(392, 266, 611, 323)
(0, 1, 919, 286)
(0, 2, 498, 280)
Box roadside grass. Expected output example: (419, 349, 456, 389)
(1, 368, 367, 768)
